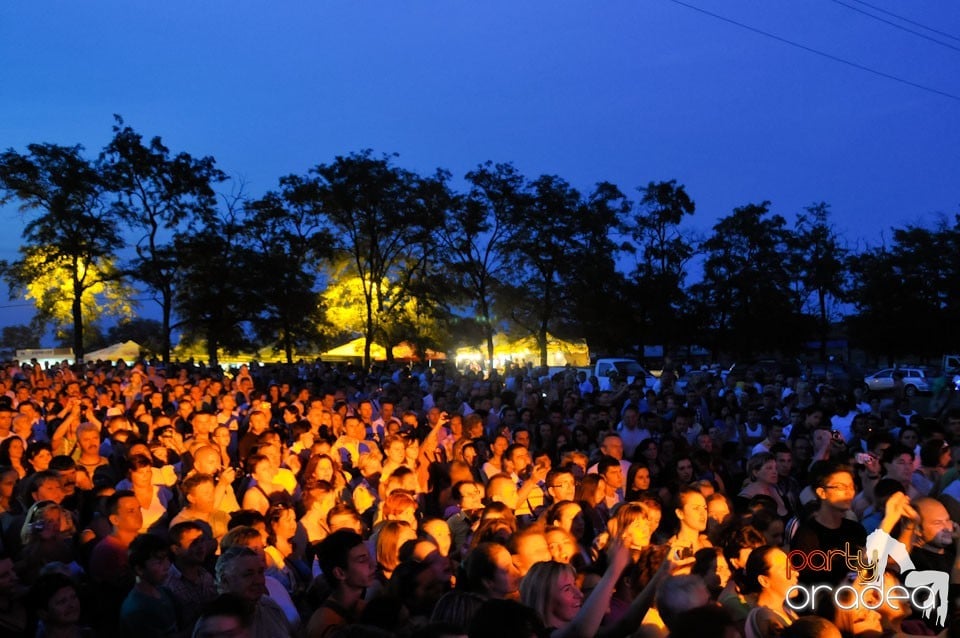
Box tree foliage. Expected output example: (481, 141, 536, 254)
(626, 180, 697, 351)
(307, 151, 447, 367)
(439, 161, 522, 370)
(102, 116, 226, 363)
(245, 176, 334, 363)
(0, 143, 126, 361)
(847, 217, 960, 360)
(789, 202, 848, 360)
(171, 190, 254, 366)
(1, 324, 43, 350)
(692, 202, 806, 358)
(498, 175, 628, 365)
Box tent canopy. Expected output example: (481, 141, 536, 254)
(455, 332, 589, 367)
(85, 340, 144, 363)
(321, 338, 445, 362)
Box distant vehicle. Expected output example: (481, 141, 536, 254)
(594, 358, 656, 391)
(863, 367, 933, 396)
(727, 359, 802, 383)
(805, 361, 864, 394)
(943, 354, 960, 372)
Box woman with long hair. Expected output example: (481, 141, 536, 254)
(299, 481, 337, 545)
(625, 462, 652, 502)
(369, 520, 417, 600)
(0, 466, 18, 515)
(264, 500, 306, 598)
(0, 438, 27, 480)
(301, 453, 349, 497)
(481, 435, 510, 482)
(691, 546, 734, 601)
(576, 474, 607, 545)
(520, 537, 668, 638)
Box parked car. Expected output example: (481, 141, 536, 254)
(863, 367, 933, 396)
(804, 362, 865, 395)
(593, 358, 656, 391)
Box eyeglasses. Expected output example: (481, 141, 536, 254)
(823, 484, 855, 493)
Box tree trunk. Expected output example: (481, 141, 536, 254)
(538, 323, 548, 368)
(72, 275, 84, 364)
(162, 291, 172, 365)
(364, 295, 374, 370)
(486, 330, 495, 376)
(818, 290, 828, 361)
(206, 335, 218, 368)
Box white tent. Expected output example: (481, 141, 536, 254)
(85, 340, 143, 364)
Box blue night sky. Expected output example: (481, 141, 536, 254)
(1, 1, 959, 329)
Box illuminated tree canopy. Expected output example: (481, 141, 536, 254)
(0, 143, 125, 361)
(15, 249, 134, 344)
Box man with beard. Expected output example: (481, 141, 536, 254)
(910, 498, 957, 574)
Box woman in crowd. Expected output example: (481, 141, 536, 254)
(27, 572, 93, 638)
(264, 501, 304, 597)
(459, 541, 521, 600)
(241, 453, 280, 514)
(738, 453, 789, 519)
(577, 474, 607, 544)
(0, 439, 27, 480)
(24, 442, 53, 476)
(741, 545, 799, 638)
(370, 520, 417, 600)
(481, 435, 509, 482)
(668, 486, 712, 555)
(692, 546, 734, 601)
(0, 466, 17, 515)
(124, 454, 173, 533)
(299, 481, 335, 547)
(625, 461, 652, 502)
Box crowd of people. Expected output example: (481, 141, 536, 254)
(0, 356, 956, 638)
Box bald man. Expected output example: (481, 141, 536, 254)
(910, 497, 958, 575)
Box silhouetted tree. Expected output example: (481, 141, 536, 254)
(0, 143, 125, 362)
(172, 189, 254, 366)
(626, 180, 697, 353)
(691, 202, 802, 358)
(788, 202, 848, 360)
(1, 324, 43, 350)
(107, 318, 165, 356)
(102, 116, 226, 364)
(847, 218, 960, 360)
(439, 161, 524, 371)
(499, 176, 627, 366)
(246, 176, 333, 363)
(308, 151, 446, 368)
